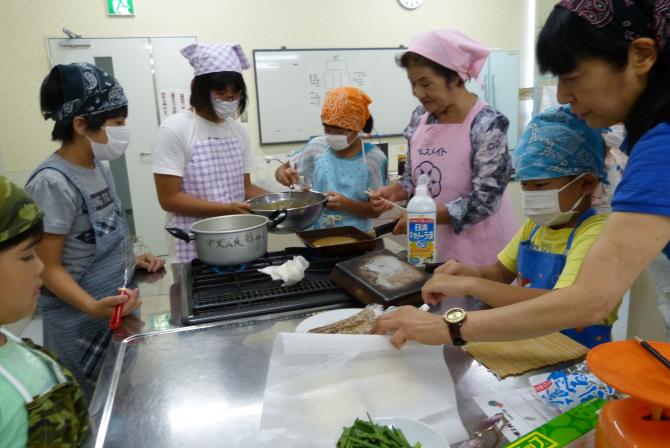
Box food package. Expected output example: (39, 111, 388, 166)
(529, 362, 616, 412)
(504, 398, 606, 448)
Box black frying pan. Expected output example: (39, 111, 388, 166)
(296, 220, 398, 257)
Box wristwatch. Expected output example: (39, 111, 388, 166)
(443, 307, 467, 346)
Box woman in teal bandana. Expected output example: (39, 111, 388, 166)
(0, 177, 90, 448)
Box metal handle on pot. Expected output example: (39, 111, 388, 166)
(266, 209, 288, 229)
(165, 227, 195, 243)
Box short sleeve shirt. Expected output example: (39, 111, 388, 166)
(152, 110, 254, 177)
(25, 154, 117, 281)
(612, 123, 670, 257)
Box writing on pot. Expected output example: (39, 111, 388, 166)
(206, 231, 263, 250)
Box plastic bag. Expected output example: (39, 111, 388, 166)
(257, 332, 468, 447)
(529, 362, 616, 411)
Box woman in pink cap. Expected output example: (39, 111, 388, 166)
(375, 1, 670, 349)
(371, 29, 518, 266)
(152, 43, 268, 262)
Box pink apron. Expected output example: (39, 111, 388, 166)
(173, 115, 245, 262)
(410, 100, 517, 265)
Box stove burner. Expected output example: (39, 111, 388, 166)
(211, 264, 248, 275)
(180, 247, 360, 325)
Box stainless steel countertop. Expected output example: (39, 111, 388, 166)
(89, 234, 566, 447)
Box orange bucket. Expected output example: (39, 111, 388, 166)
(587, 340, 670, 447)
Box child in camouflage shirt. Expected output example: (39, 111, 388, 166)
(0, 176, 90, 447)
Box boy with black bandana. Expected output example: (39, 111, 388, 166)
(25, 63, 164, 396)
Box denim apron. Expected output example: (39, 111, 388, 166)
(28, 158, 127, 397)
(517, 208, 611, 348)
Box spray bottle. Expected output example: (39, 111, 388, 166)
(407, 174, 436, 265)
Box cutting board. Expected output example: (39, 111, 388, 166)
(331, 249, 431, 307)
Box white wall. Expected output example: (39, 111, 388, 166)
(0, 0, 527, 185)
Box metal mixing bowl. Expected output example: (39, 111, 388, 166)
(246, 191, 327, 233)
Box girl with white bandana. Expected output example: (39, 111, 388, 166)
(152, 42, 269, 262)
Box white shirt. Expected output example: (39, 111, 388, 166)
(151, 109, 253, 177)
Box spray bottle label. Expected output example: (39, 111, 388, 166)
(408, 213, 435, 265)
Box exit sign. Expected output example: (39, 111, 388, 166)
(107, 0, 134, 16)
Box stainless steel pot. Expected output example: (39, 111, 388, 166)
(165, 213, 286, 266)
(246, 191, 327, 234)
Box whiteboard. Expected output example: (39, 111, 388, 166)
(253, 48, 420, 144)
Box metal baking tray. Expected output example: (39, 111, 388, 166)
(91, 306, 356, 447)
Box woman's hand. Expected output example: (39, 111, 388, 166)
(136, 253, 165, 273)
(422, 273, 472, 305)
(369, 186, 399, 214)
(87, 288, 141, 318)
(275, 163, 299, 187)
(373, 306, 452, 349)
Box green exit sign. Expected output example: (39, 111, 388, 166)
(107, 0, 134, 16)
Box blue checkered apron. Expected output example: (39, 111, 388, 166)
(28, 158, 127, 397)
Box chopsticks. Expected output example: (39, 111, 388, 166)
(634, 336, 670, 371)
(365, 189, 406, 212)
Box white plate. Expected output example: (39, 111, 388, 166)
(372, 417, 448, 447)
(294, 308, 361, 333)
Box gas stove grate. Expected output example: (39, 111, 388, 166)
(180, 247, 360, 325)
(193, 279, 341, 311)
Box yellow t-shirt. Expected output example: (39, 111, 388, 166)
(497, 214, 618, 326)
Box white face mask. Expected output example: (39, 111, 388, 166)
(521, 174, 587, 227)
(89, 125, 130, 161)
(325, 132, 358, 151)
(211, 96, 239, 119)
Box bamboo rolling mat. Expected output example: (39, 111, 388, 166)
(464, 332, 589, 378)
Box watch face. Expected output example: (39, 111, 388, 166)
(398, 0, 424, 10)
(445, 308, 465, 323)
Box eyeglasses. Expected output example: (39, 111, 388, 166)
(457, 413, 507, 448)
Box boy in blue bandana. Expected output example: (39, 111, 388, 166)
(424, 105, 618, 348)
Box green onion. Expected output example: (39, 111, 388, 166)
(336, 418, 422, 448)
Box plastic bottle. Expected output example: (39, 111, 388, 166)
(407, 174, 437, 265)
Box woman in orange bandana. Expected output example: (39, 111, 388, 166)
(275, 87, 388, 231)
